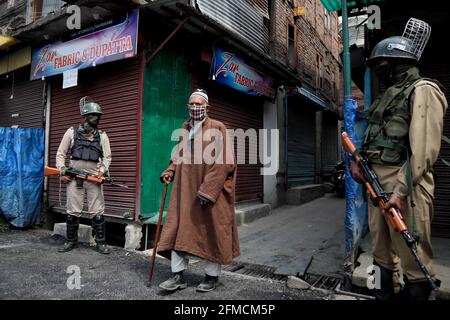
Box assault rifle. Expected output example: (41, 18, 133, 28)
(45, 166, 129, 189)
(342, 132, 438, 292)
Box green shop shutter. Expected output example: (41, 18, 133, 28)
(140, 47, 191, 220)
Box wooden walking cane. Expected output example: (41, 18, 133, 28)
(147, 183, 169, 286)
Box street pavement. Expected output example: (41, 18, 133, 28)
(237, 194, 346, 278)
(0, 228, 332, 300)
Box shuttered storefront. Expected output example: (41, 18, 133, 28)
(321, 111, 339, 179)
(422, 64, 450, 238)
(47, 57, 142, 220)
(287, 100, 316, 187)
(191, 72, 264, 203)
(0, 66, 45, 128)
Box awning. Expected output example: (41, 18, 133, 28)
(141, 0, 301, 85)
(0, 35, 18, 50)
(321, 0, 342, 12)
(0, 46, 31, 76)
(297, 86, 328, 110)
(321, 0, 387, 13)
(11, 0, 139, 44)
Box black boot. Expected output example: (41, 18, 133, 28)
(159, 271, 188, 291)
(403, 276, 435, 301)
(373, 261, 395, 301)
(92, 214, 110, 254)
(58, 215, 79, 253)
(197, 274, 219, 292)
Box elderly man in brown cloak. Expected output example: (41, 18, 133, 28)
(158, 89, 240, 293)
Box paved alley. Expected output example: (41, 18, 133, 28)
(237, 194, 346, 278)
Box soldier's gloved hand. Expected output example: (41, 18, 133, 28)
(60, 166, 68, 176)
(385, 193, 407, 213)
(59, 166, 71, 183)
(198, 194, 212, 206)
(350, 161, 365, 184)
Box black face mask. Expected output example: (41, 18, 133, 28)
(374, 64, 394, 87)
(82, 114, 100, 133)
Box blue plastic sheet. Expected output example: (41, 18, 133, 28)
(343, 102, 370, 267)
(343, 98, 358, 267)
(0, 128, 44, 227)
(343, 68, 371, 269)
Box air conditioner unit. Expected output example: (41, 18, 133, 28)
(293, 6, 305, 17)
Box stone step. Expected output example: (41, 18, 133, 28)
(285, 184, 325, 206)
(235, 203, 271, 226)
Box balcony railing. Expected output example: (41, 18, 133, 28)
(26, 0, 66, 25)
(0, 0, 66, 31)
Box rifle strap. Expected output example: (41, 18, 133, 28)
(362, 184, 368, 203)
(406, 149, 418, 238)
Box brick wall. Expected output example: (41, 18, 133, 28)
(271, 0, 342, 109)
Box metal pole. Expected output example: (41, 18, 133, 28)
(341, 0, 352, 99)
(340, 0, 357, 291)
(145, 16, 190, 64)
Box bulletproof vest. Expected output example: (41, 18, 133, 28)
(363, 79, 418, 165)
(71, 127, 103, 162)
(363, 78, 441, 165)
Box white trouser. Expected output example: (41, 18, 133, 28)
(171, 250, 221, 277)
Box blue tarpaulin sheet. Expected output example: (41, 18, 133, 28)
(343, 67, 371, 269)
(343, 99, 370, 268)
(343, 98, 358, 266)
(0, 128, 44, 227)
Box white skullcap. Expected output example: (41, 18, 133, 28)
(190, 89, 209, 104)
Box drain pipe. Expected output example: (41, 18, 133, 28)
(284, 88, 288, 190)
(43, 81, 51, 200)
(277, 86, 289, 190)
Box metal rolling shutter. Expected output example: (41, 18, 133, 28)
(287, 103, 316, 187)
(422, 65, 450, 238)
(321, 111, 339, 179)
(0, 67, 45, 128)
(47, 57, 142, 220)
(191, 74, 264, 203)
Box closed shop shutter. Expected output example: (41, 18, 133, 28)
(191, 72, 264, 203)
(47, 57, 142, 220)
(0, 66, 45, 128)
(287, 102, 316, 187)
(321, 111, 339, 179)
(422, 65, 450, 238)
